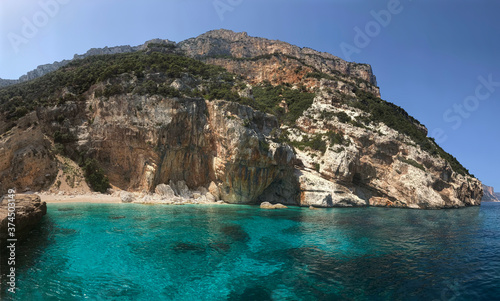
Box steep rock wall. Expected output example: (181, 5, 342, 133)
(13, 92, 296, 204)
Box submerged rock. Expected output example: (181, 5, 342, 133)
(209, 242, 231, 252)
(221, 224, 250, 242)
(109, 215, 126, 220)
(172, 242, 206, 253)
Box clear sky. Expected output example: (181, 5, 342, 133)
(1, 0, 499, 189)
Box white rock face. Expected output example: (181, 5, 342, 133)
(296, 170, 367, 207)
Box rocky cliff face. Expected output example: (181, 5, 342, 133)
(0, 29, 483, 208)
(482, 185, 499, 202)
(0, 119, 58, 193)
(1, 89, 294, 205)
(82, 92, 294, 204)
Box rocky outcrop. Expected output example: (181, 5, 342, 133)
(482, 185, 499, 202)
(0, 194, 47, 239)
(206, 100, 296, 204)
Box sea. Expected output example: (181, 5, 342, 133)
(1, 202, 499, 300)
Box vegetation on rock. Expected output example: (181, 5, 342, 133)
(237, 83, 315, 125)
(349, 89, 471, 176)
(0, 51, 234, 119)
(83, 158, 110, 193)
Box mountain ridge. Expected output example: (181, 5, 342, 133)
(1, 29, 377, 89)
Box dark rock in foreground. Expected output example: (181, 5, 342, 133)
(0, 194, 47, 239)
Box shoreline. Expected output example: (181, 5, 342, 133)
(39, 194, 121, 204)
(31, 193, 491, 208)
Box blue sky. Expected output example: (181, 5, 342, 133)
(1, 0, 499, 189)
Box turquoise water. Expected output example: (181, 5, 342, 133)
(1, 202, 500, 300)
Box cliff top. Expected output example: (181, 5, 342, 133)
(0, 29, 376, 88)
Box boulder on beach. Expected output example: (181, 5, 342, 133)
(260, 202, 288, 209)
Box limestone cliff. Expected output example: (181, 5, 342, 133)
(0, 29, 483, 208)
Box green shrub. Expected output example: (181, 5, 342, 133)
(309, 135, 327, 153)
(102, 84, 124, 97)
(335, 111, 351, 123)
(14, 106, 29, 119)
(289, 134, 327, 153)
(83, 158, 110, 193)
(326, 131, 344, 145)
(244, 83, 315, 125)
(259, 140, 270, 153)
(398, 156, 425, 171)
(157, 85, 181, 98)
(205, 82, 240, 101)
(54, 131, 76, 143)
(53, 143, 64, 154)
